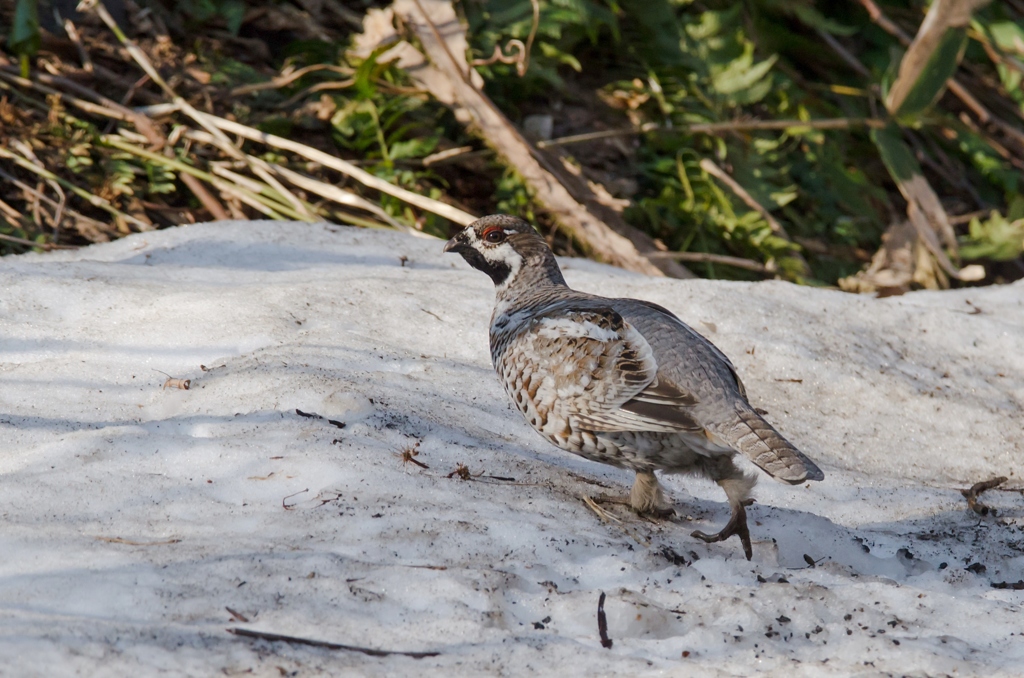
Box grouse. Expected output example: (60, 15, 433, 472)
(444, 214, 823, 559)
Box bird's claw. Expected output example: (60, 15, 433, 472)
(639, 506, 676, 520)
(691, 503, 753, 560)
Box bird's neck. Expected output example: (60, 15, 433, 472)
(491, 253, 568, 328)
(495, 252, 566, 300)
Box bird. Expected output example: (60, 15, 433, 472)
(443, 214, 823, 560)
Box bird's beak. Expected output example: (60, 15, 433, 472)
(443, 232, 469, 254)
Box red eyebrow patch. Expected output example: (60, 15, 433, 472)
(481, 225, 506, 241)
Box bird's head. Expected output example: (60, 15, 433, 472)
(443, 215, 563, 289)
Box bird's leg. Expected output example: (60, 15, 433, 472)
(629, 470, 674, 518)
(594, 470, 674, 519)
(691, 498, 753, 560)
(691, 472, 757, 560)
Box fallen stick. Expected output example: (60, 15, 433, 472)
(228, 627, 440, 658)
(225, 607, 249, 623)
(0, 167, 110, 241)
(101, 136, 310, 221)
(95, 536, 181, 545)
(0, 67, 162, 144)
(597, 592, 612, 649)
(961, 476, 1007, 516)
(645, 250, 775, 275)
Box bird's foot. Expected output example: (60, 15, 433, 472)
(638, 506, 676, 521)
(593, 492, 631, 508)
(691, 499, 754, 560)
(593, 493, 675, 521)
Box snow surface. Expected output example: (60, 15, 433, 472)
(1, 220, 1023, 676)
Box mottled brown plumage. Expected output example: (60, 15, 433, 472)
(445, 215, 823, 559)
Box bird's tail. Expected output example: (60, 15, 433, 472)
(726, 406, 824, 484)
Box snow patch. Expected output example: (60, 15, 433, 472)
(0, 220, 1022, 676)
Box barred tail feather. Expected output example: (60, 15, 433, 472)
(731, 408, 824, 484)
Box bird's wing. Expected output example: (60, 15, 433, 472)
(515, 306, 702, 434)
(608, 378, 703, 432)
(626, 299, 747, 398)
(605, 298, 823, 483)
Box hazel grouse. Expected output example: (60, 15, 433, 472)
(444, 215, 823, 559)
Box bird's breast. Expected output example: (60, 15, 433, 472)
(493, 339, 624, 464)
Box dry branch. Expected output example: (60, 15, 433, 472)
(645, 250, 775, 275)
(95, 536, 181, 545)
(598, 592, 612, 649)
(0, 146, 151, 230)
(816, 29, 873, 79)
(231, 63, 355, 95)
(961, 476, 1007, 516)
(536, 118, 886, 149)
(228, 627, 440, 658)
(100, 136, 312, 221)
(0, 167, 109, 241)
(0, 67, 162, 144)
(267, 163, 412, 232)
(84, 0, 315, 218)
(390, 0, 691, 277)
(201, 113, 477, 226)
(0, 68, 228, 220)
(0, 231, 76, 249)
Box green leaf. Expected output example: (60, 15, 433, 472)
(538, 42, 582, 72)
(960, 212, 1024, 261)
(618, 0, 684, 65)
(790, 5, 857, 37)
(731, 74, 775, 105)
(178, 0, 217, 23)
(871, 124, 921, 184)
(987, 20, 1024, 50)
(887, 27, 967, 120)
(984, 21, 1024, 97)
(352, 45, 395, 99)
(711, 46, 777, 96)
(1008, 195, 1024, 222)
(686, 7, 741, 41)
(950, 123, 1020, 194)
(770, 189, 798, 208)
(11, 0, 41, 61)
(221, 0, 246, 36)
(884, 0, 991, 120)
(389, 136, 439, 160)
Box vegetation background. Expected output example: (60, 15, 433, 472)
(0, 0, 1022, 294)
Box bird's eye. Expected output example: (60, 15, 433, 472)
(482, 227, 506, 243)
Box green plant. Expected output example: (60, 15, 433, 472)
(175, 0, 247, 34)
(10, 0, 40, 76)
(461, 0, 1022, 285)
